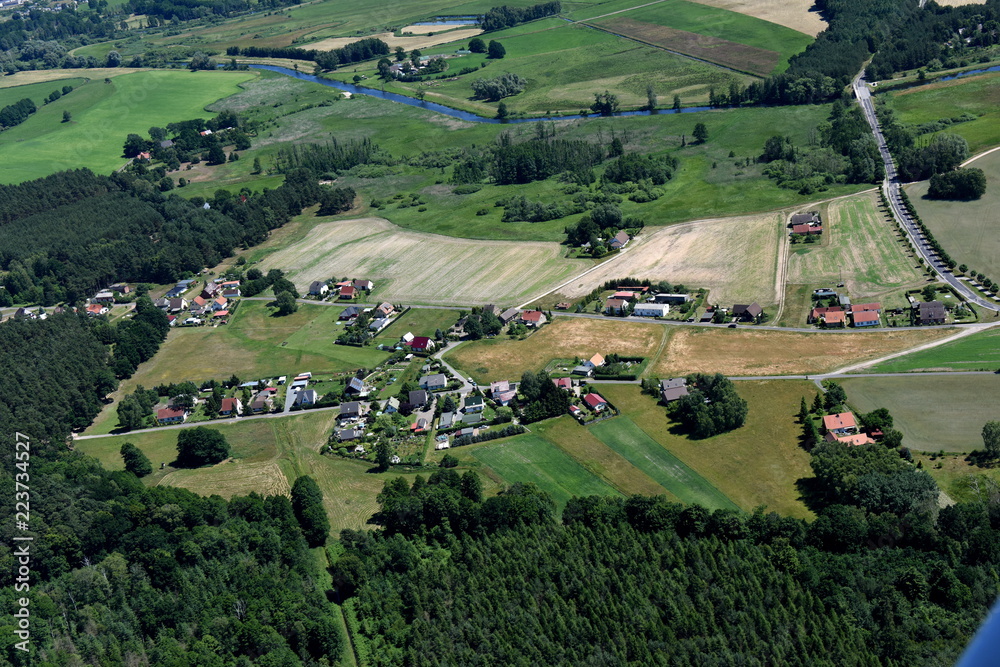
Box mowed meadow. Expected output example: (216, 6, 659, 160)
(259, 216, 587, 306)
(557, 211, 785, 307)
(785, 192, 926, 300)
(906, 149, 1000, 280)
(0, 69, 257, 183)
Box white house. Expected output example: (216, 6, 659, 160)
(633, 304, 671, 317)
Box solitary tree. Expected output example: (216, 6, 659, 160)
(487, 40, 506, 59)
(693, 122, 709, 144)
(120, 442, 152, 477)
(176, 427, 230, 467)
(672, 94, 681, 112)
(469, 37, 486, 53)
(645, 85, 657, 112)
(62, 110, 72, 123)
(496, 101, 509, 120)
(206, 143, 226, 165)
(275, 291, 298, 316)
(983, 420, 1000, 458)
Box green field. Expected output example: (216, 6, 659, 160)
(200, 71, 868, 239)
(472, 433, 621, 507)
(905, 149, 1000, 281)
(586, 0, 812, 74)
(887, 71, 1000, 153)
(83, 300, 390, 435)
(598, 382, 816, 518)
(0, 77, 88, 110)
(841, 375, 1000, 452)
(0, 70, 257, 183)
(784, 192, 926, 319)
(589, 417, 737, 510)
(75, 409, 427, 533)
(867, 327, 1000, 373)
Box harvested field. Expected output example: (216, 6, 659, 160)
(654, 327, 954, 376)
(446, 317, 666, 383)
(687, 0, 826, 37)
(558, 213, 783, 307)
(160, 460, 291, 498)
(305, 29, 482, 52)
(0, 68, 144, 88)
(785, 192, 925, 299)
(260, 217, 581, 305)
(594, 17, 780, 76)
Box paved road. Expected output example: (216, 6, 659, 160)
(852, 71, 999, 312)
(432, 341, 476, 395)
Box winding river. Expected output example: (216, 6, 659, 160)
(250, 64, 714, 124)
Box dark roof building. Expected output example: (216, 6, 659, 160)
(917, 300, 946, 324)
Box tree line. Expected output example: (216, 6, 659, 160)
(480, 1, 562, 32)
(226, 36, 390, 69)
(0, 97, 36, 129)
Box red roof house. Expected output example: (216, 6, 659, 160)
(823, 412, 857, 436)
(408, 336, 435, 353)
(156, 407, 187, 424)
(583, 393, 608, 411)
(339, 285, 356, 299)
(519, 310, 547, 327)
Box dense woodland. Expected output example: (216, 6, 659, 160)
(0, 166, 332, 304)
(480, 1, 562, 32)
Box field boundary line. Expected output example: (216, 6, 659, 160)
(576, 0, 671, 22)
(825, 321, 1000, 375)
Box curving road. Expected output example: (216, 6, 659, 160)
(852, 72, 999, 312)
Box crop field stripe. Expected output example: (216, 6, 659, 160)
(589, 417, 738, 509)
(472, 434, 621, 506)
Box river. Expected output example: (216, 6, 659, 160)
(250, 64, 714, 124)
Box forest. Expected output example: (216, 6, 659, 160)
(0, 313, 344, 667)
(480, 1, 562, 32)
(0, 167, 330, 304)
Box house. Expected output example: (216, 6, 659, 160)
(85, 303, 108, 317)
(464, 395, 485, 413)
(808, 306, 844, 324)
(791, 223, 823, 235)
(191, 296, 208, 310)
(345, 377, 367, 395)
(459, 427, 477, 438)
(92, 290, 115, 304)
(220, 398, 243, 416)
(212, 296, 227, 311)
(605, 298, 627, 315)
(294, 389, 318, 407)
(852, 311, 880, 327)
(609, 230, 630, 249)
(790, 212, 820, 225)
(137, 151, 152, 160)
(499, 308, 520, 324)
(822, 310, 846, 328)
(409, 337, 436, 353)
(419, 374, 448, 391)
(583, 393, 608, 412)
(354, 279, 374, 291)
(168, 298, 188, 313)
(213, 310, 229, 320)
(375, 302, 394, 318)
(732, 302, 763, 322)
(653, 293, 690, 305)
(494, 389, 516, 405)
(917, 301, 946, 325)
(369, 317, 391, 332)
(222, 286, 241, 298)
(183, 316, 202, 326)
(825, 432, 876, 447)
(569, 405, 582, 417)
(462, 411, 483, 424)
(159, 140, 174, 149)
(659, 378, 689, 404)
(552, 377, 573, 391)
(339, 285, 356, 299)
(490, 380, 511, 397)
(408, 390, 430, 408)
(411, 418, 428, 432)
(340, 402, 363, 419)
(109, 283, 131, 294)
(250, 397, 272, 417)
(823, 412, 857, 437)
(383, 397, 400, 414)
(583, 354, 605, 369)
(339, 306, 361, 320)
(519, 310, 546, 327)
(400, 332, 415, 344)
(338, 428, 361, 442)
(309, 281, 330, 296)
(156, 407, 187, 424)
(572, 365, 594, 377)
(633, 303, 670, 318)
(201, 283, 221, 299)
(439, 411, 455, 429)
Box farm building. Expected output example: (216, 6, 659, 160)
(633, 304, 670, 317)
(499, 308, 520, 324)
(653, 293, 690, 304)
(732, 302, 763, 322)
